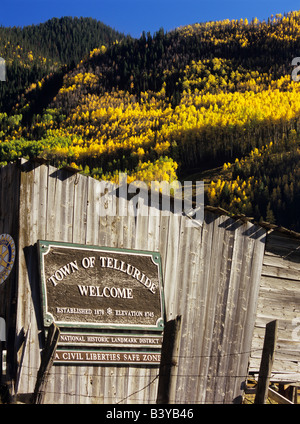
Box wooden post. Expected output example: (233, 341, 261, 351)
(254, 320, 278, 404)
(156, 315, 182, 404)
(0, 340, 3, 387)
(32, 323, 60, 404)
(0, 317, 5, 387)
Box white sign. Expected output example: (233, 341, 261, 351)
(0, 317, 6, 342)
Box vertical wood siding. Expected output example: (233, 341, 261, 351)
(249, 231, 300, 383)
(0, 164, 20, 377)
(4, 161, 266, 403)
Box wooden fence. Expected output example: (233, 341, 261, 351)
(0, 159, 297, 404)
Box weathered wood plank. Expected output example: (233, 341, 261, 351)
(72, 172, 88, 244)
(135, 195, 149, 251)
(37, 164, 48, 240)
(260, 275, 300, 292)
(265, 232, 300, 251)
(157, 315, 182, 404)
(261, 264, 300, 281)
(221, 222, 247, 404)
(193, 213, 216, 403)
(263, 253, 300, 271)
(249, 356, 299, 374)
(160, 213, 181, 321)
(256, 297, 300, 318)
(204, 217, 234, 404)
(173, 222, 197, 403)
(268, 387, 294, 403)
(85, 176, 100, 246)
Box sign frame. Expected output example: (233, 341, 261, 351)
(38, 240, 165, 333)
(53, 349, 162, 365)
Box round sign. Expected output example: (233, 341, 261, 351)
(0, 234, 16, 285)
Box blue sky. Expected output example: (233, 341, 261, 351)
(0, 0, 300, 38)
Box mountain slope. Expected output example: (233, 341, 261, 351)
(2, 12, 300, 229)
(0, 17, 125, 112)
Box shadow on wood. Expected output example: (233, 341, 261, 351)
(31, 323, 60, 404)
(156, 315, 182, 404)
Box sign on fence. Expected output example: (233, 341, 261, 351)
(37, 240, 165, 365)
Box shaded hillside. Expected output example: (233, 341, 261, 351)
(0, 17, 125, 112)
(53, 13, 300, 108)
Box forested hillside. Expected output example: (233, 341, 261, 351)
(0, 17, 124, 112)
(1, 12, 300, 229)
